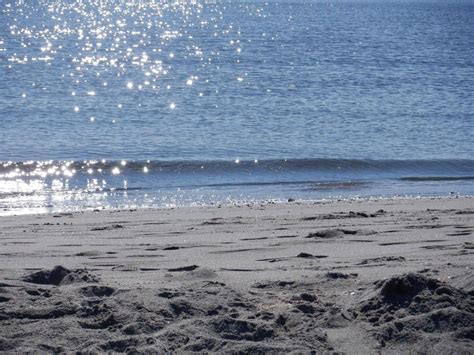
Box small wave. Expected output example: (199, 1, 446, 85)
(307, 181, 370, 191)
(1, 158, 473, 176)
(188, 179, 321, 188)
(400, 176, 474, 182)
(107, 187, 145, 192)
(174, 179, 370, 190)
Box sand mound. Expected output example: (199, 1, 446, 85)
(306, 229, 358, 239)
(354, 273, 474, 350)
(22, 266, 99, 286)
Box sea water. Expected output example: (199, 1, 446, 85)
(0, 0, 473, 214)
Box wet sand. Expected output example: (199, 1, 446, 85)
(0, 197, 473, 353)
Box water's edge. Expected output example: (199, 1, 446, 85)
(1, 158, 473, 216)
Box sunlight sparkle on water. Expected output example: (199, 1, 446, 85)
(1, 0, 266, 194)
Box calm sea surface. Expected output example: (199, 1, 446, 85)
(0, 0, 473, 214)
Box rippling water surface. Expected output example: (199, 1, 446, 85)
(1, 0, 473, 214)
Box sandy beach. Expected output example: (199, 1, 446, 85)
(0, 196, 473, 353)
(2, 0, 473, 353)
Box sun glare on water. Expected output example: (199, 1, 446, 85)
(2, 0, 261, 121)
(0, 0, 269, 212)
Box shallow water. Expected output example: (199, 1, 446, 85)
(1, 0, 473, 214)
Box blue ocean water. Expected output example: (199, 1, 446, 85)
(0, 0, 473, 214)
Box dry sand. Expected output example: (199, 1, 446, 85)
(0, 197, 473, 353)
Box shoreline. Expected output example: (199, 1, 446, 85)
(1, 196, 473, 353)
(2, 158, 473, 218)
(1, 193, 472, 218)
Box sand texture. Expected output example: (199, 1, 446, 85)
(0, 197, 473, 353)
